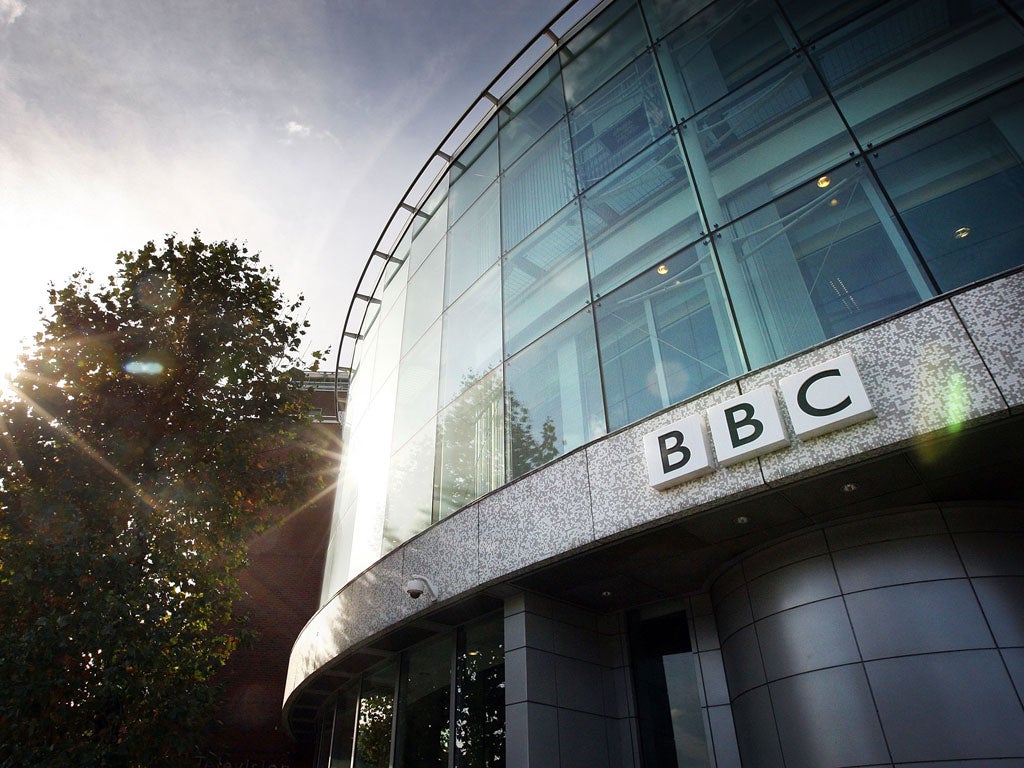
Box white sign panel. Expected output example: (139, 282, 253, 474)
(643, 414, 713, 490)
(706, 385, 789, 467)
(642, 353, 875, 490)
(777, 353, 874, 440)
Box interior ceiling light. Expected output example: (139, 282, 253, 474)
(954, 226, 971, 239)
(841, 482, 859, 493)
(734, 515, 750, 525)
(817, 175, 831, 188)
(830, 197, 839, 207)
(657, 264, 669, 275)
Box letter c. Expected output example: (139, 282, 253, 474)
(797, 369, 851, 417)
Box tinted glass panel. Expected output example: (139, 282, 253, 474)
(640, 0, 714, 42)
(501, 119, 576, 251)
(384, 418, 437, 553)
(410, 187, 449, 276)
(396, 636, 454, 768)
(505, 310, 606, 480)
(581, 131, 703, 296)
(500, 57, 566, 170)
(440, 263, 502, 406)
(450, 118, 499, 223)
(454, 615, 506, 768)
(682, 54, 857, 224)
(715, 161, 933, 369)
(437, 368, 504, 518)
(330, 684, 359, 768)
(393, 319, 441, 450)
(503, 202, 590, 356)
(656, 0, 794, 120)
(811, 0, 1024, 147)
(596, 241, 743, 430)
(570, 52, 673, 190)
(871, 85, 1024, 291)
(446, 183, 500, 306)
(561, 0, 649, 108)
(354, 660, 397, 768)
(776, 0, 888, 44)
(630, 608, 711, 768)
(402, 237, 445, 356)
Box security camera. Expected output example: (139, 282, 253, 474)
(405, 574, 438, 603)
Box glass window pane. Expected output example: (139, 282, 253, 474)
(437, 368, 505, 518)
(505, 310, 606, 480)
(446, 183, 500, 306)
(384, 417, 437, 553)
(450, 119, 499, 224)
(570, 52, 673, 190)
(682, 54, 857, 224)
(776, 0, 888, 44)
(872, 84, 1024, 292)
(454, 614, 506, 768)
(561, 0, 650, 108)
(354, 660, 397, 768)
(503, 202, 590, 356)
(656, 0, 795, 120)
(371, 288, 406, 396)
(640, 0, 714, 42)
(582, 131, 703, 297)
(410, 187, 449, 276)
(715, 161, 934, 370)
(501, 119, 576, 251)
(596, 240, 744, 430)
(403, 237, 445, 356)
(330, 683, 360, 768)
(396, 635, 454, 768)
(394, 319, 441, 450)
(629, 608, 711, 768)
(500, 57, 566, 170)
(440, 263, 502, 407)
(810, 0, 1024, 147)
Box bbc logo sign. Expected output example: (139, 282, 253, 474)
(643, 353, 874, 490)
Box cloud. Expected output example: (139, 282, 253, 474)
(0, 0, 25, 25)
(285, 120, 311, 138)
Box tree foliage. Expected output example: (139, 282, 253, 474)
(0, 234, 327, 767)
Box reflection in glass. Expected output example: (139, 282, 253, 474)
(450, 118, 499, 224)
(393, 320, 441, 451)
(410, 187, 449, 276)
(440, 263, 502, 407)
(503, 202, 590, 356)
(776, 0, 889, 44)
(384, 418, 437, 554)
(446, 183, 500, 306)
(402, 238, 445, 356)
(454, 614, 505, 768)
(715, 162, 933, 369)
(570, 52, 673, 191)
(682, 54, 856, 225)
(396, 636, 454, 768)
(656, 0, 794, 120)
(871, 86, 1024, 291)
(437, 369, 504, 519)
(371, 289, 405, 397)
(354, 660, 397, 768)
(501, 119, 576, 251)
(810, 0, 1024, 147)
(500, 57, 566, 170)
(596, 241, 743, 430)
(581, 131, 703, 297)
(560, 0, 649, 108)
(505, 310, 606, 480)
(630, 608, 711, 768)
(640, 0, 714, 42)
(329, 685, 359, 768)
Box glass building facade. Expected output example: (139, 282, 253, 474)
(295, 1, 1024, 766)
(327, 0, 1024, 599)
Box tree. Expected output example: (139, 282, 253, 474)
(0, 234, 327, 767)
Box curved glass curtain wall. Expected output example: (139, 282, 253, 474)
(324, 0, 1024, 600)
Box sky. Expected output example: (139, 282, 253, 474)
(0, 0, 589, 376)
